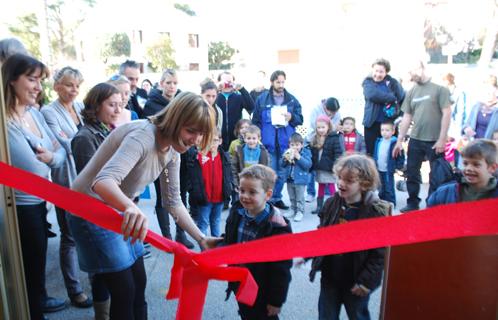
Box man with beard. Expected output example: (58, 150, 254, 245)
(252, 70, 303, 210)
(393, 61, 452, 212)
(119, 60, 148, 119)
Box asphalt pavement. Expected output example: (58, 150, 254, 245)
(44, 172, 429, 320)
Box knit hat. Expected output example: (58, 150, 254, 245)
(316, 114, 331, 124)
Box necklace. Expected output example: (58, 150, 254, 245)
(11, 108, 30, 128)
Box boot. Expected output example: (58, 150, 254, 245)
(155, 207, 172, 239)
(312, 197, 324, 215)
(93, 299, 110, 320)
(175, 227, 195, 249)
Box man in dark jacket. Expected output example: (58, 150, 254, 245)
(119, 60, 148, 119)
(216, 71, 255, 151)
(252, 70, 303, 210)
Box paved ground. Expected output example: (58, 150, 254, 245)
(44, 171, 430, 320)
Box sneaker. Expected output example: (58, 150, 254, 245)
(42, 296, 67, 313)
(294, 212, 304, 222)
(143, 250, 152, 259)
(283, 211, 294, 218)
(399, 204, 419, 213)
(305, 194, 315, 203)
(272, 200, 289, 210)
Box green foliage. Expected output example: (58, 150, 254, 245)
(101, 33, 131, 62)
(105, 63, 120, 76)
(146, 35, 177, 72)
(208, 41, 237, 70)
(174, 3, 196, 16)
(8, 13, 41, 59)
(8, 0, 94, 63)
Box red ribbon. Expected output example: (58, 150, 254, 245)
(1, 161, 497, 319)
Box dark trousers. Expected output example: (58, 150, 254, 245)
(95, 257, 147, 320)
(379, 171, 396, 205)
(153, 178, 186, 238)
(318, 281, 370, 320)
(364, 122, 382, 156)
(17, 203, 48, 320)
(55, 207, 83, 298)
(238, 301, 279, 320)
(406, 138, 438, 207)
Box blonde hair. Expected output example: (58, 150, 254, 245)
(333, 154, 380, 191)
(54, 66, 84, 84)
(244, 125, 261, 138)
(310, 118, 332, 149)
(239, 164, 276, 192)
(151, 91, 215, 150)
(107, 75, 130, 86)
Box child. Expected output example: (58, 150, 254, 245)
(373, 121, 405, 206)
(492, 129, 498, 146)
(309, 154, 390, 319)
(229, 119, 252, 158)
(224, 164, 292, 319)
(281, 133, 312, 222)
(231, 125, 270, 188)
(340, 116, 366, 154)
(187, 130, 232, 237)
(309, 114, 344, 214)
(428, 139, 498, 206)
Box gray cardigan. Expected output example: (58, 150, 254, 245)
(8, 107, 66, 205)
(41, 99, 84, 187)
(463, 102, 498, 139)
(72, 120, 183, 209)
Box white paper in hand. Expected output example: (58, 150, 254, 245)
(271, 105, 288, 126)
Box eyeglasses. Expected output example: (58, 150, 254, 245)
(109, 74, 121, 81)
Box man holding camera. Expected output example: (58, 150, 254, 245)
(215, 71, 255, 151)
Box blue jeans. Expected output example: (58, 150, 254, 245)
(196, 202, 223, 237)
(306, 171, 316, 197)
(319, 281, 371, 320)
(379, 171, 396, 205)
(270, 150, 285, 202)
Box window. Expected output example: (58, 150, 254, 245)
(188, 34, 199, 48)
(278, 49, 300, 64)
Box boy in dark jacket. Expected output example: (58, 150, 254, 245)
(281, 133, 312, 222)
(304, 154, 390, 320)
(428, 139, 498, 206)
(224, 165, 292, 319)
(373, 121, 405, 206)
(187, 130, 232, 237)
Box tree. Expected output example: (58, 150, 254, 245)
(174, 3, 196, 16)
(478, 0, 498, 66)
(146, 35, 177, 72)
(8, 13, 42, 59)
(101, 33, 131, 63)
(8, 0, 96, 64)
(208, 41, 237, 70)
(46, 0, 95, 62)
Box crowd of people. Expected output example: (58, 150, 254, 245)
(1, 36, 498, 320)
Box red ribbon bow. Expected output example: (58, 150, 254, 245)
(1, 161, 497, 319)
